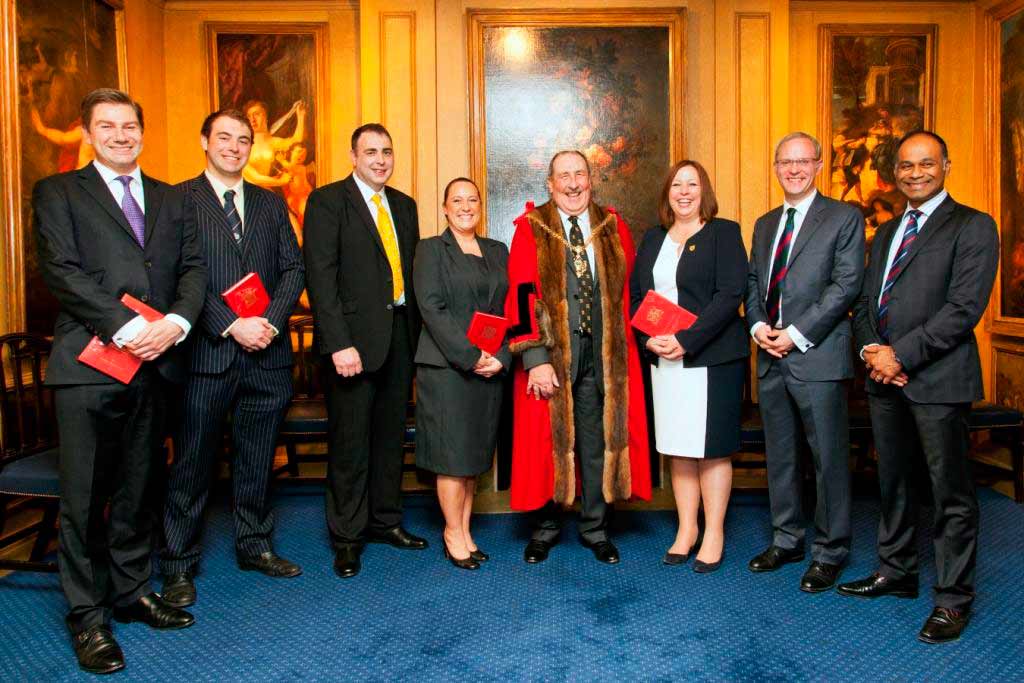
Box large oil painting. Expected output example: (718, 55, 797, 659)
(207, 23, 327, 252)
(820, 25, 935, 249)
(14, 0, 125, 335)
(469, 10, 685, 245)
(997, 5, 1024, 331)
(994, 342, 1024, 414)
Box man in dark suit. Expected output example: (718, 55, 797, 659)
(838, 131, 999, 644)
(33, 88, 206, 674)
(160, 110, 305, 607)
(745, 132, 865, 592)
(303, 123, 425, 579)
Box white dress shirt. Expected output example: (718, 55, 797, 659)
(557, 207, 597, 277)
(93, 161, 191, 347)
(353, 172, 405, 305)
(749, 190, 817, 352)
(205, 170, 246, 227)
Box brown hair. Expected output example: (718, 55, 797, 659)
(658, 160, 718, 226)
(547, 150, 591, 179)
(200, 109, 253, 140)
(443, 176, 480, 203)
(81, 88, 144, 130)
(351, 123, 392, 151)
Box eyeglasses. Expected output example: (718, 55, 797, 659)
(774, 158, 819, 169)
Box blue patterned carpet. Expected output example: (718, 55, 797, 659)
(1, 488, 1023, 682)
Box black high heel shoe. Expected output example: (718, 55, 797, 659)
(469, 549, 489, 562)
(693, 550, 723, 574)
(443, 540, 480, 570)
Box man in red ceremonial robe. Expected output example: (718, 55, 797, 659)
(504, 150, 651, 565)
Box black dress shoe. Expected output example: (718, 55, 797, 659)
(583, 540, 620, 565)
(918, 607, 970, 644)
(800, 561, 842, 593)
(524, 539, 552, 563)
(112, 593, 194, 630)
(662, 552, 690, 566)
(72, 625, 125, 675)
(369, 527, 429, 550)
(469, 549, 489, 562)
(161, 572, 196, 608)
(443, 540, 480, 570)
(836, 572, 919, 599)
(748, 545, 805, 572)
(333, 547, 361, 579)
(237, 551, 302, 578)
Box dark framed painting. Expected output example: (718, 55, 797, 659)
(206, 23, 328, 254)
(4, 0, 127, 334)
(990, 1, 1024, 336)
(818, 24, 936, 250)
(468, 9, 685, 245)
(993, 339, 1024, 414)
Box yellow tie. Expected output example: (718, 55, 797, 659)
(371, 193, 404, 301)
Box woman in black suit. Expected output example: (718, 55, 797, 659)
(630, 160, 749, 572)
(413, 177, 509, 570)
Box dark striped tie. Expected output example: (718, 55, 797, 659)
(765, 207, 796, 327)
(568, 215, 594, 335)
(224, 189, 243, 243)
(878, 209, 922, 341)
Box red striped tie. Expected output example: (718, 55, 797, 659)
(878, 209, 922, 340)
(765, 207, 796, 327)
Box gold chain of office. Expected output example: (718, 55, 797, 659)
(533, 214, 615, 278)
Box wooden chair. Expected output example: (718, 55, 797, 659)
(0, 333, 60, 573)
(275, 316, 327, 477)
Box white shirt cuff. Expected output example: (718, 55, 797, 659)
(164, 313, 191, 345)
(749, 321, 765, 339)
(111, 315, 148, 347)
(787, 325, 814, 353)
(859, 343, 880, 360)
(222, 318, 240, 338)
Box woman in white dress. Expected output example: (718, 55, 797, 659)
(630, 160, 749, 572)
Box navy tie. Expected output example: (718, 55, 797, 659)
(878, 209, 922, 341)
(224, 190, 243, 243)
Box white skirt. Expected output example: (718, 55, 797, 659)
(650, 359, 708, 458)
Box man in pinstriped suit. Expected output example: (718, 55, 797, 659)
(160, 109, 305, 607)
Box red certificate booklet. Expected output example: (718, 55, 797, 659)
(77, 293, 164, 384)
(630, 290, 698, 337)
(222, 272, 270, 318)
(466, 312, 509, 355)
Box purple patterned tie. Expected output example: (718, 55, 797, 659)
(116, 175, 146, 247)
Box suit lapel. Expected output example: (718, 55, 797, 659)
(889, 195, 956, 285)
(785, 193, 826, 267)
(76, 164, 137, 244)
(141, 173, 164, 248)
(193, 174, 243, 253)
(481, 239, 502, 312)
(240, 181, 265, 255)
(344, 176, 387, 259)
(757, 207, 784, 288)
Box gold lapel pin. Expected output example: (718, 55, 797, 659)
(688, 244, 696, 252)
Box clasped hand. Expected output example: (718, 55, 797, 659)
(230, 317, 276, 352)
(863, 345, 908, 387)
(125, 319, 183, 361)
(473, 351, 503, 378)
(753, 325, 795, 358)
(646, 334, 685, 361)
(526, 363, 559, 399)
(332, 346, 363, 377)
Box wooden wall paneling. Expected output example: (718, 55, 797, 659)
(380, 12, 417, 200)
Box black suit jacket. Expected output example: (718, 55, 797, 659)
(630, 218, 749, 368)
(852, 195, 999, 403)
(303, 174, 421, 372)
(178, 174, 305, 374)
(33, 164, 207, 386)
(746, 193, 865, 381)
(412, 229, 511, 372)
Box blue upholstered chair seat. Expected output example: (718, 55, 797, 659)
(0, 447, 60, 497)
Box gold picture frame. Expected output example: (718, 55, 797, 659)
(1, 0, 128, 335)
(467, 8, 686, 244)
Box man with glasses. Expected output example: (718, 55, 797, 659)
(745, 132, 865, 593)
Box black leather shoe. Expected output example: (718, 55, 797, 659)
(72, 625, 125, 675)
(237, 551, 302, 578)
(918, 607, 970, 644)
(443, 540, 480, 570)
(112, 593, 194, 630)
(800, 561, 842, 593)
(161, 572, 196, 608)
(748, 545, 805, 572)
(524, 539, 552, 563)
(469, 549, 489, 562)
(662, 552, 690, 566)
(369, 527, 429, 550)
(333, 547, 361, 579)
(583, 540, 620, 565)
(836, 572, 919, 599)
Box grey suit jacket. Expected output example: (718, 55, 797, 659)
(745, 192, 865, 381)
(852, 195, 999, 403)
(413, 229, 511, 371)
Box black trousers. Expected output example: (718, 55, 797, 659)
(55, 369, 168, 634)
(531, 336, 609, 544)
(869, 390, 977, 610)
(161, 353, 293, 574)
(324, 309, 414, 550)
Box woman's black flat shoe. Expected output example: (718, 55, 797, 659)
(662, 552, 689, 566)
(443, 541, 480, 570)
(469, 549, 489, 562)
